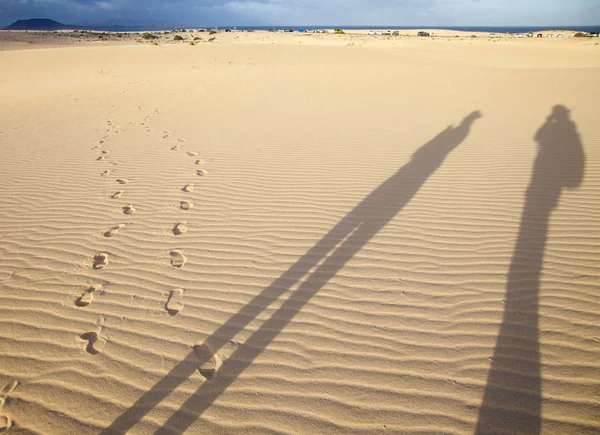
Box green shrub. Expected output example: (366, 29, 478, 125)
(142, 33, 157, 40)
(208, 30, 217, 35)
(574, 32, 586, 38)
(174, 35, 184, 41)
(209, 37, 216, 42)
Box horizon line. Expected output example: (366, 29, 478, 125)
(4, 18, 600, 27)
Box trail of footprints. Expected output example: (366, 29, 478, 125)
(77, 122, 215, 367)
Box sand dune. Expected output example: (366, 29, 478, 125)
(0, 32, 599, 434)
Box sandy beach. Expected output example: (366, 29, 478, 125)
(0, 30, 599, 434)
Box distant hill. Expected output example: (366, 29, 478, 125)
(4, 18, 80, 31)
(3, 18, 169, 32)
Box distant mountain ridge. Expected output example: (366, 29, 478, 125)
(5, 18, 80, 31)
(3, 18, 167, 31)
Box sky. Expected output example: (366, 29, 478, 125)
(1, 0, 599, 28)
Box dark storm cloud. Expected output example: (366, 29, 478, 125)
(0, 0, 598, 28)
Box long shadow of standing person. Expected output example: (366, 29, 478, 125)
(476, 105, 585, 434)
(102, 111, 482, 435)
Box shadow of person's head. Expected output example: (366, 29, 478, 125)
(534, 105, 584, 190)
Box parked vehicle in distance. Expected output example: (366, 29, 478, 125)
(418, 31, 430, 37)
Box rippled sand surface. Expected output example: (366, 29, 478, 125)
(0, 32, 599, 434)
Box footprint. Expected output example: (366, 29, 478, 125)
(111, 191, 124, 199)
(101, 150, 109, 154)
(0, 379, 18, 427)
(193, 343, 222, 379)
(93, 253, 109, 269)
(182, 184, 194, 192)
(80, 318, 108, 354)
(0, 415, 12, 432)
(171, 145, 181, 151)
(197, 169, 207, 176)
(104, 224, 125, 237)
(180, 200, 193, 210)
(111, 161, 122, 166)
(187, 151, 198, 156)
(0, 379, 18, 405)
(170, 250, 187, 268)
(123, 204, 136, 214)
(97, 156, 106, 161)
(173, 222, 188, 235)
(195, 159, 205, 165)
(116, 179, 129, 184)
(166, 288, 185, 315)
(177, 138, 185, 143)
(101, 170, 112, 177)
(76, 284, 103, 307)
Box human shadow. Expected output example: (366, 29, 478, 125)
(101, 110, 482, 435)
(475, 106, 584, 434)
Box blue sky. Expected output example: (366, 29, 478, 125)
(1, 0, 599, 28)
